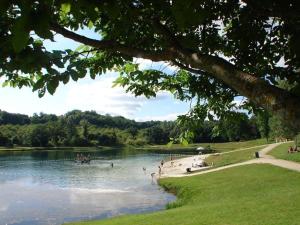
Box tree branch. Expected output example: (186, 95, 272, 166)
(172, 60, 206, 75)
(180, 51, 300, 126)
(50, 23, 174, 62)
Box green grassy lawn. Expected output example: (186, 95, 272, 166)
(197, 138, 270, 153)
(269, 142, 300, 163)
(204, 146, 263, 167)
(66, 164, 300, 225)
(148, 138, 270, 153)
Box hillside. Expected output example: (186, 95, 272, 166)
(0, 109, 261, 148)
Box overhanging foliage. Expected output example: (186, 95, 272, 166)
(0, 0, 300, 129)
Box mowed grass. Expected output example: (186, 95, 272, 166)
(269, 142, 300, 163)
(197, 139, 269, 153)
(204, 146, 263, 167)
(66, 164, 300, 225)
(148, 138, 270, 153)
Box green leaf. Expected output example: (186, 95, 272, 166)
(61, 3, 71, 14)
(47, 79, 59, 95)
(124, 63, 137, 73)
(1, 80, 9, 87)
(33, 10, 53, 40)
(112, 76, 123, 87)
(32, 79, 45, 91)
(75, 45, 88, 52)
(33, 39, 43, 47)
(61, 74, 70, 84)
(38, 87, 46, 98)
(88, 20, 94, 29)
(90, 71, 97, 79)
(35, 26, 53, 40)
(70, 70, 78, 81)
(12, 17, 30, 52)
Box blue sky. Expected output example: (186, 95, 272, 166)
(0, 29, 191, 121)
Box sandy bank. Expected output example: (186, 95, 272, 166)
(160, 154, 210, 177)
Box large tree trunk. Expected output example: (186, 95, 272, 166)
(181, 51, 300, 130)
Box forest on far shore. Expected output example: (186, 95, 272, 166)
(0, 109, 294, 148)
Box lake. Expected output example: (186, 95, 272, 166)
(0, 149, 177, 225)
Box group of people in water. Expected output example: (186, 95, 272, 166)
(75, 153, 168, 182)
(76, 153, 91, 163)
(288, 146, 299, 154)
(75, 153, 116, 167)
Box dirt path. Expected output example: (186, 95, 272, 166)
(161, 142, 300, 178)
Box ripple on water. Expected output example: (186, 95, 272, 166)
(0, 151, 175, 225)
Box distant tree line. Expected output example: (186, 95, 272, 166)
(0, 109, 294, 148)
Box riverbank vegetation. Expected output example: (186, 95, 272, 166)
(66, 164, 300, 225)
(0, 110, 293, 149)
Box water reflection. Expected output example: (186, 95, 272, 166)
(0, 149, 176, 225)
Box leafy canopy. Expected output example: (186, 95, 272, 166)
(0, 0, 300, 132)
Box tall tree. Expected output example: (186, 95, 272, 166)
(0, 0, 300, 127)
(216, 112, 253, 141)
(256, 111, 270, 141)
(79, 119, 89, 140)
(269, 115, 298, 140)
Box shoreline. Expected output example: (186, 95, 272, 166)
(0, 145, 124, 152)
(0, 146, 198, 157)
(0, 139, 271, 153)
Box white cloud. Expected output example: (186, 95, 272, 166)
(135, 58, 178, 73)
(0, 71, 189, 121)
(65, 73, 171, 119)
(66, 77, 142, 118)
(135, 112, 182, 122)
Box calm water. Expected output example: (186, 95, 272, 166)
(0, 149, 176, 225)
